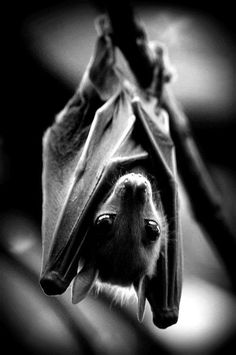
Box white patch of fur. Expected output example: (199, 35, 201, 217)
(93, 279, 136, 306)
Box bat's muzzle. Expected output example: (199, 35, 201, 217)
(116, 173, 150, 203)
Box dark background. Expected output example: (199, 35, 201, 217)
(0, 1, 235, 354)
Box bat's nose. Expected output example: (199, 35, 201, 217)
(40, 271, 69, 295)
(117, 173, 149, 200)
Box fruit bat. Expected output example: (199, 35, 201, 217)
(40, 30, 182, 329)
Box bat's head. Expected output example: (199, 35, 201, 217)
(72, 171, 166, 321)
(93, 172, 163, 284)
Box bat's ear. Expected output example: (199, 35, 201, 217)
(134, 275, 147, 322)
(72, 265, 98, 304)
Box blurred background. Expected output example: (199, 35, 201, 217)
(0, 0, 235, 354)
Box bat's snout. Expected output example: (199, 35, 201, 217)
(116, 173, 150, 202)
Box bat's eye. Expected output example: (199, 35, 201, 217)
(145, 220, 161, 242)
(95, 214, 115, 234)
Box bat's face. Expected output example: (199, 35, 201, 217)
(72, 171, 165, 319)
(93, 172, 163, 285)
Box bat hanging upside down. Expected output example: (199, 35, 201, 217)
(40, 28, 182, 328)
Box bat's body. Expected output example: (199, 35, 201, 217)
(40, 28, 182, 328)
(42, 90, 166, 317)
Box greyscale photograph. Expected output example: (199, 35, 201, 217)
(0, 1, 235, 354)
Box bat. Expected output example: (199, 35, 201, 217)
(40, 29, 182, 329)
